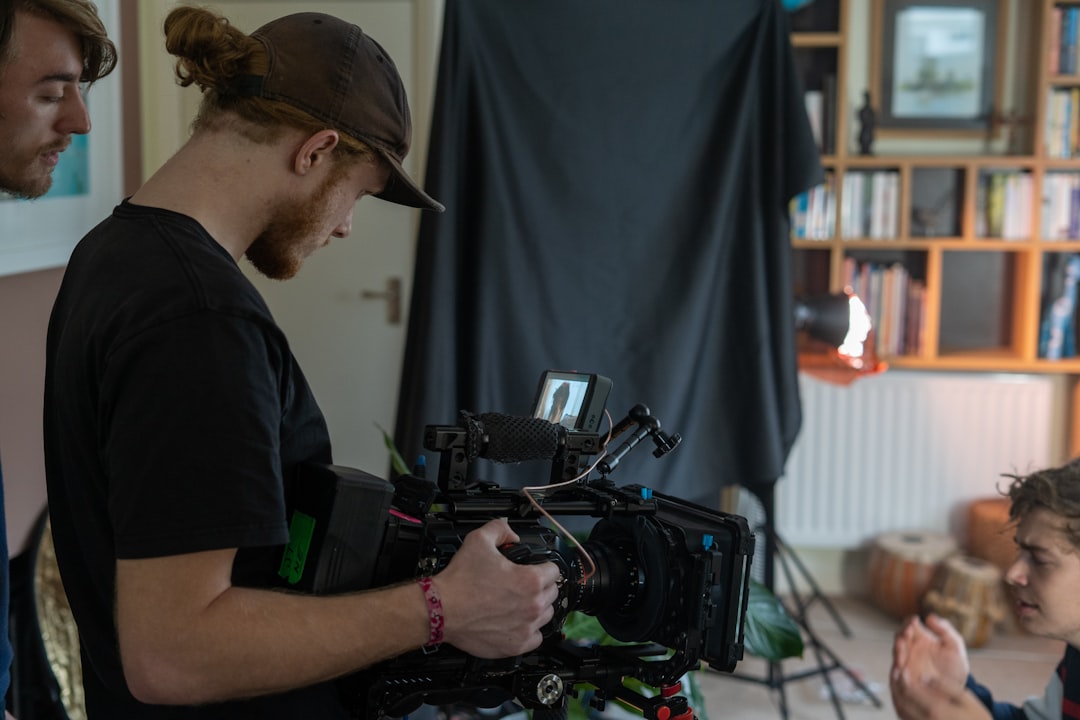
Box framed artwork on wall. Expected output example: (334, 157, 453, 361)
(871, 0, 1003, 134)
(0, 0, 123, 278)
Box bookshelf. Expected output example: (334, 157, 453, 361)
(788, 0, 1080, 379)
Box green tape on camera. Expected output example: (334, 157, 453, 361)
(278, 510, 316, 585)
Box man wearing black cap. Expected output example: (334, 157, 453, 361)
(42, 6, 560, 718)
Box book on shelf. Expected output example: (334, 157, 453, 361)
(789, 175, 836, 240)
(839, 170, 898, 239)
(1040, 172, 1080, 240)
(822, 74, 836, 155)
(905, 282, 927, 357)
(1051, 6, 1062, 75)
(987, 173, 1005, 237)
(1045, 87, 1080, 159)
(840, 257, 925, 357)
(1047, 90, 1066, 158)
(1063, 7, 1079, 76)
(1004, 173, 1033, 240)
(1039, 253, 1080, 360)
(977, 170, 1033, 239)
(975, 173, 987, 237)
(1072, 87, 1079, 157)
(804, 90, 824, 153)
(839, 171, 860, 238)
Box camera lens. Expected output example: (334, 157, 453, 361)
(565, 528, 639, 616)
(561, 516, 672, 643)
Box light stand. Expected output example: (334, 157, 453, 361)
(729, 482, 882, 720)
(720, 290, 885, 719)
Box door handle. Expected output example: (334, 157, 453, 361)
(360, 276, 402, 325)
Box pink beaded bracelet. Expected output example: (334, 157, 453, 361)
(418, 576, 444, 651)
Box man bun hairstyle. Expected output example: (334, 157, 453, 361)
(164, 5, 261, 96)
(163, 5, 375, 160)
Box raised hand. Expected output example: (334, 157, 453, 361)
(890, 613, 974, 719)
(891, 670, 990, 720)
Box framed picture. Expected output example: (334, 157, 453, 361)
(0, 0, 123, 278)
(872, 0, 1002, 133)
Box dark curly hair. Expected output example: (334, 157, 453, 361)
(1004, 457, 1080, 550)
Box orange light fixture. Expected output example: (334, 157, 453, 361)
(795, 289, 886, 385)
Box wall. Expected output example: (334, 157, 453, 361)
(767, 370, 1066, 598)
(0, 269, 62, 555)
(781, 371, 1059, 547)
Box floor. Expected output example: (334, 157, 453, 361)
(695, 595, 1063, 720)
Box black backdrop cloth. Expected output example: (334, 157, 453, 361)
(395, 0, 823, 505)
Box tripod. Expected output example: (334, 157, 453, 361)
(725, 483, 882, 720)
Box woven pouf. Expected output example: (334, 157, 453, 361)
(922, 554, 1007, 648)
(866, 530, 958, 619)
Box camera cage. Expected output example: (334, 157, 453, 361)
(283, 373, 755, 720)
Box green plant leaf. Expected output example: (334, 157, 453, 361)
(562, 612, 607, 643)
(742, 579, 804, 661)
(376, 422, 411, 477)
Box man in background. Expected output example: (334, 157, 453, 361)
(0, 0, 116, 715)
(890, 458, 1080, 719)
(43, 6, 560, 718)
(0, 0, 114, 198)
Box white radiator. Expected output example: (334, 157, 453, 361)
(775, 371, 1056, 548)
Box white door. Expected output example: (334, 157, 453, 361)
(137, 1, 443, 474)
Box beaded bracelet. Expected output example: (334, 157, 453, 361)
(417, 576, 444, 651)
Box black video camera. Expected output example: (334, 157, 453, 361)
(280, 371, 755, 719)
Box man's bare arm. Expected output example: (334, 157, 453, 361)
(115, 518, 559, 705)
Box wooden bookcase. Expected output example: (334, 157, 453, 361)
(789, 0, 1080, 375)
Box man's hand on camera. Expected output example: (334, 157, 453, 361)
(433, 518, 561, 658)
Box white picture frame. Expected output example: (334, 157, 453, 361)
(0, 0, 123, 278)
(875, 0, 1000, 132)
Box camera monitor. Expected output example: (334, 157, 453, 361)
(531, 371, 612, 432)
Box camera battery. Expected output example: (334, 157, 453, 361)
(279, 462, 396, 595)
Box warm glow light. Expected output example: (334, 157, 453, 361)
(796, 288, 886, 384)
(838, 294, 872, 365)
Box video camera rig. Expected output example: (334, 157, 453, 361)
(281, 371, 755, 720)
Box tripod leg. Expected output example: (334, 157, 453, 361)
(803, 626, 883, 710)
(775, 663, 789, 720)
(773, 542, 845, 719)
(772, 531, 852, 637)
(774, 540, 882, 714)
(807, 633, 847, 720)
(728, 483, 881, 719)
(764, 660, 790, 720)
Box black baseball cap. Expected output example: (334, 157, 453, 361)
(238, 12, 444, 212)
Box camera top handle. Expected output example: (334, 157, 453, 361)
(423, 404, 682, 492)
(423, 412, 604, 491)
(596, 404, 681, 477)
